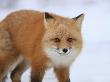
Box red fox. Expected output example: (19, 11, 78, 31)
(0, 10, 84, 82)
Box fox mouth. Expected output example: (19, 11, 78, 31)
(58, 52, 70, 56)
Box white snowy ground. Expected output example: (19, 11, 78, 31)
(0, 0, 110, 82)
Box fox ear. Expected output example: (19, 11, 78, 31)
(72, 13, 84, 28)
(44, 12, 54, 29)
(44, 12, 54, 21)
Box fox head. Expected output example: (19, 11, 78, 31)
(42, 12, 84, 67)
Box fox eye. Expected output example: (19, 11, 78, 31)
(67, 38, 76, 42)
(52, 38, 60, 43)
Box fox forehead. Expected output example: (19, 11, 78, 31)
(46, 19, 80, 34)
(45, 24, 81, 39)
(47, 18, 76, 29)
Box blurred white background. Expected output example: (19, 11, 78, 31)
(0, 0, 110, 82)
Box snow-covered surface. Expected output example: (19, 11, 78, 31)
(0, 0, 110, 82)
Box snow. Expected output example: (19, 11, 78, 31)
(0, 0, 110, 82)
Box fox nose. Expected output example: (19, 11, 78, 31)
(62, 48, 68, 53)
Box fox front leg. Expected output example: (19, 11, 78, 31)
(54, 67, 70, 82)
(31, 64, 46, 82)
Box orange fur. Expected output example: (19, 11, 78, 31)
(0, 10, 84, 82)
